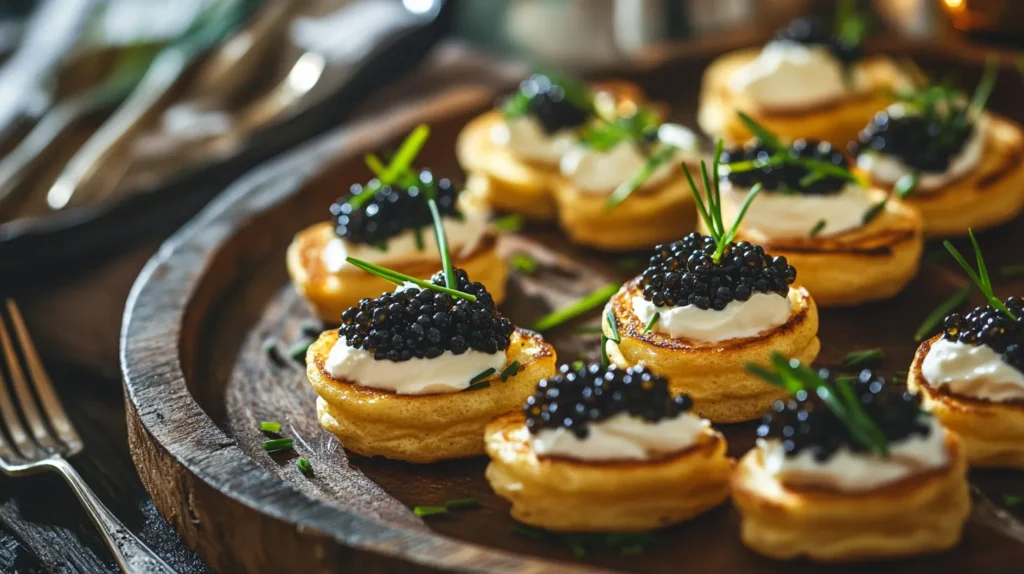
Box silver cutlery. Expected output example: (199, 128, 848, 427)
(0, 299, 176, 573)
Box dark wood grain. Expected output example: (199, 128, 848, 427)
(119, 42, 1024, 573)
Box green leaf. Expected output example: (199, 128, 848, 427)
(413, 505, 448, 517)
(427, 199, 457, 289)
(841, 348, 885, 369)
(604, 308, 621, 344)
(381, 125, 430, 186)
(718, 183, 761, 259)
(493, 214, 524, 233)
(259, 421, 281, 433)
(531, 284, 621, 332)
(345, 257, 477, 302)
(642, 312, 660, 334)
(862, 200, 888, 224)
(736, 112, 783, 151)
(470, 368, 496, 385)
(914, 286, 971, 342)
(511, 253, 538, 275)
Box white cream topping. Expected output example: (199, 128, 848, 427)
(631, 291, 792, 343)
(324, 334, 506, 395)
(856, 105, 987, 192)
(322, 199, 490, 273)
(760, 417, 948, 492)
(921, 338, 1024, 402)
(491, 115, 579, 166)
(559, 123, 698, 195)
(719, 181, 878, 239)
(728, 41, 862, 112)
(531, 411, 709, 461)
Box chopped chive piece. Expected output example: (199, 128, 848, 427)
(259, 421, 281, 433)
(364, 153, 387, 178)
(570, 360, 585, 371)
(642, 312, 660, 334)
(263, 337, 284, 364)
(469, 368, 496, 385)
(862, 200, 887, 224)
(345, 257, 477, 301)
(604, 308, 621, 344)
(600, 335, 610, 367)
(531, 283, 620, 331)
(576, 326, 603, 335)
(841, 348, 885, 369)
(511, 253, 538, 275)
(413, 505, 448, 518)
(809, 219, 826, 237)
(381, 125, 430, 186)
(262, 438, 295, 453)
(296, 457, 312, 473)
(620, 544, 645, 556)
(500, 361, 521, 381)
(428, 199, 457, 289)
(299, 319, 321, 337)
(444, 497, 480, 510)
(493, 214, 524, 232)
(1004, 494, 1024, 507)
(1001, 264, 1024, 278)
(894, 172, 919, 198)
(289, 338, 313, 362)
(465, 380, 491, 392)
(413, 226, 425, 251)
(915, 286, 971, 342)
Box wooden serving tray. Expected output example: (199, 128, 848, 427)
(120, 44, 1024, 572)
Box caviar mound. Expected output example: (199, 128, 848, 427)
(942, 297, 1024, 372)
(720, 139, 849, 195)
(509, 73, 591, 134)
(775, 17, 862, 66)
(852, 109, 975, 173)
(524, 364, 692, 439)
(308, 328, 557, 462)
(908, 334, 1024, 469)
(732, 430, 969, 562)
(640, 233, 796, 311)
(485, 412, 733, 532)
(758, 369, 931, 462)
(339, 269, 513, 361)
(332, 170, 460, 246)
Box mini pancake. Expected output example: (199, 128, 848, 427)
(707, 196, 924, 307)
(731, 432, 969, 562)
(551, 170, 698, 252)
(868, 113, 1024, 239)
(308, 328, 556, 463)
(698, 48, 903, 145)
(604, 280, 820, 423)
(484, 412, 733, 532)
(287, 223, 507, 322)
(908, 335, 1024, 469)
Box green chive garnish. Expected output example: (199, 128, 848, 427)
(364, 153, 387, 178)
(576, 326, 603, 335)
(894, 172, 919, 198)
(511, 524, 548, 539)
(841, 348, 884, 369)
(1004, 494, 1024, 507)
(967, 54, 999, 122)
(493, 214, 524, 232)
(606, 144, 677, 210)
(413, 227, 425, 251)
(809, 219, 826, 238)
(862, 200, 887, 224)
(413, 505, 448, 518)
(915, 286, 971, 342)
(465, 380, 491, 392)
(444, 497, 480, 511)
(642, 312, 660, 334)
(381, 125, 430, 186)
(262, 438, 295, 453)
(945, 229, 1016, 320)
(296, 457, 312, 473)
(428, 198, 457, 289)
(737, 112, 782, 150)
(288, 338, 313, 362)
(345, 257, 477, 301)
(1001, 264, 1024, 278)
(604, 308, 620, 344)
(259, 421, 281, 433)
(600, 335, 610, 367)
(469, 368, 496, 386)
(531, 283, 620, 331)
(511, 253, 538, 275)
(500, 361, 521, 381)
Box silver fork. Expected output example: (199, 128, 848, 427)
(0, 299, 176, 573)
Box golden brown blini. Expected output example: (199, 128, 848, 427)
(287, 223, 507, 322)
(603, 280, 820, 423)
(484, 412, 733, 532)
(308, 329, 556, 463)
(731, 432, 970, 562)
(908, 335, 1024, 469)
(697, 48, 904, 145)
(866, 114, 1024, 239)
(707, 196, 924, 307)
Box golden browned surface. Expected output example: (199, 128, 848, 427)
(307, 328, 556, 463)
(707, 195, 924, 307)
(604, 281, 820, 423)
(731, 433, 970, 562)
(908, 335, 1024, 469)
(456, 111, 562, 221)
(484, 412, 733, 532)
(887, 114, 1024, 238)
(697, 48, 903, 145)
(286, 222, 507, 322)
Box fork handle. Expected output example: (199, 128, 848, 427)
(47, 457, 177, 573)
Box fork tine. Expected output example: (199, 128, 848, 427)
(5, 300, 81, 455)
(0, 302, 61, 454)
(0, 359, 28, 460)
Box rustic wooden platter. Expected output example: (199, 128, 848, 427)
(120, 43, 1024, 572)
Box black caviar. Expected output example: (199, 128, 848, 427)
(331, 169, 460, 246)
(757, 369, 931, 461)
(851, 108, 975, 174)
(720, 139, 849, 195)
(524, 363, 692, 439)
(640, 233, 796, 311)
(942, 296, 1024, 372)
(512, 73, 591, 134)
(339, 269, 513, 362)
(775, 18, 862, 66)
